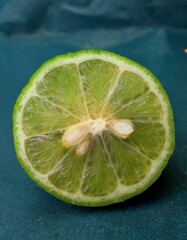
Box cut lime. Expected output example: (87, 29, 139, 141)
(13, 50, 175, 207)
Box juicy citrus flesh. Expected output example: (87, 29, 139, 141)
(13, 50, 175, 206)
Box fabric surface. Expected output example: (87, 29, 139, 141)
(0, 1, 187, 239)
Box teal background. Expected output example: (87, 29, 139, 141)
(0, 0, 187, 239)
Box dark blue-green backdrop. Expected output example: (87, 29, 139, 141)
(0, 0, 187, 239)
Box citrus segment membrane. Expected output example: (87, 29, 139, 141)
(79, 59, 120, 118)
(22, 96, 78, 136)
(48, 149, 87, 193)
(25, 132, 65, 174)
(103, 133, 151, 186)
(101, 71, 149, 117)
(14, 50, 175, 206)
(80, 136, 118, 197)
(36, 64, 87, 120)
(113, 92, 164, 122)
(127, 122, 166, 160)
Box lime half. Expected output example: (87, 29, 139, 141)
(13, 50, 175, 207)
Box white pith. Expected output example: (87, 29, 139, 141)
(88, 118, 106, 135)
(14, 52, 173, 204)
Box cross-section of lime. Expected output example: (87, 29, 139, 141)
(13, 49, 175, 207)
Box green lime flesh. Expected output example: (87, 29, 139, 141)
(13, 49, 175, 207)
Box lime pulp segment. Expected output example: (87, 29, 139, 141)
(13, 50, 175, 206)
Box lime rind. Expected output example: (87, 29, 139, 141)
(13, 49, 175, 207)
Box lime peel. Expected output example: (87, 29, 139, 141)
(13, 49, 175, 207)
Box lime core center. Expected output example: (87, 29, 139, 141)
(62, 117, 134, 156)
(88, 118, 106, 136)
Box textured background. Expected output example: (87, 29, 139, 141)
(0, 0, 187, 239)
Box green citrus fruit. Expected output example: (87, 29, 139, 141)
(13, 50, 175, 207)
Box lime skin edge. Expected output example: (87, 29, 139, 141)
(13, 49, 175, 207)
(12, 137, 175, 207)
